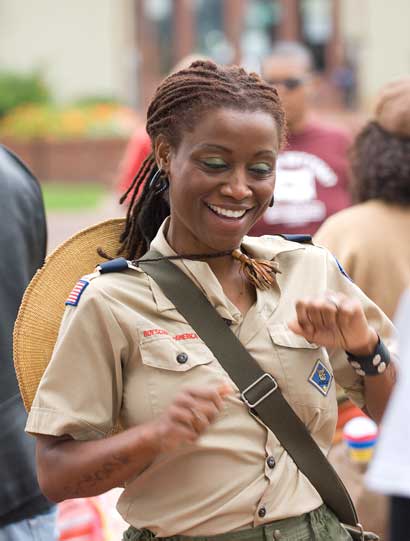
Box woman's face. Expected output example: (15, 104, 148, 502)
(161, 107, 280, 254)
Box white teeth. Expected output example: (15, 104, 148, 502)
(208, 203, 247, 218)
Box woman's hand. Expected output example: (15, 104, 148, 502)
(150, 384, 232, 453)
(288, 291, 378, 354)
(35, 383, 233, 502)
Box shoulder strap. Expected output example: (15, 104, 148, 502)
(139, 250, 358, 527)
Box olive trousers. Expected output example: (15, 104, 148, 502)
(122, 504, 352, 541)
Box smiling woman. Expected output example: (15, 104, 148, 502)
(23, 61, 396, 541)
(163, 108, 279, 254)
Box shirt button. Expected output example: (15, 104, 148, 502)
(267, 456, 276, 469)
(258, 506, 266, 518)
(176, 352, 188, 364)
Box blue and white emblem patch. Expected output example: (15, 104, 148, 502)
(65, 279, 90, 307)
(308, 360, 332, 396)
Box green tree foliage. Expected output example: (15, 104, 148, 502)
(0, 71, 51, 117)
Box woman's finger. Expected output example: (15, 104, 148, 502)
(305, 300, 330, 330)
(320, 301, 338, 329)
(294, 298, 315, 336)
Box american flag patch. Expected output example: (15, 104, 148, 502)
(65, 279, 90, 307)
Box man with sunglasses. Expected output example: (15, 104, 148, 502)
(250, 41, 351, 237)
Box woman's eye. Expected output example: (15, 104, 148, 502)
(249, 163, 273, 174)
(202, 157, 227, 169)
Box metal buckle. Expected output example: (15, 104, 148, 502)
(241, 373, 278, 408)
(127, 261, 140, 271)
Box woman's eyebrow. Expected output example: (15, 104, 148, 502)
(196, 143, 232, 153)
(254, 150, 275, 157)
(195, 144, 275, 157)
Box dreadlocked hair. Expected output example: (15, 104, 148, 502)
(118, 60, 286, 260)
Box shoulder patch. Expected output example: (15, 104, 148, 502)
(308, 360, 333, 396)
(279, 234, 313, 244)
(65, 278, 90, 307)
(333, 255, 352, 282)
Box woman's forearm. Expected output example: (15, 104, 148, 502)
(36, 384, 230, 502)
(36, 422, 160, 502)
(364, 362, 397, 424)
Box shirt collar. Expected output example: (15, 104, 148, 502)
(148, 219, 305, 323)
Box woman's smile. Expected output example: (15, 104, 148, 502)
(160, 107, 280, 255)
(205, 202, 252, 219)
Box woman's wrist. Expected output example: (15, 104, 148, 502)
(345, 327, 379, 357)
(345, 331, 391, 377)
(134, 421, 164, 458)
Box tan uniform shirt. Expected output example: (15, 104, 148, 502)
(314, 200, 410, 320)
(26, 220, 395, 536)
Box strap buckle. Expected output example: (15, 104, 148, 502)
(241, 373, 278, 408)
(357, 523, 365, 541)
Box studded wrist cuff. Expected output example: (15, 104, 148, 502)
(346, 336, 391, 376)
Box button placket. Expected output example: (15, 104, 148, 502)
(267, 455, 276, 469)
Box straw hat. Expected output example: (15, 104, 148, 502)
(14, 218, 125, 412)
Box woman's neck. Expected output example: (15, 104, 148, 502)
(164, 230, 256, 315)
(206, 253, 242, 282)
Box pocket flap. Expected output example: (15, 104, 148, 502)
(140, 335, 215, 372)
(268, 323, 319, 349)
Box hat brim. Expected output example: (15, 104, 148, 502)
(14, 218, 125, 412)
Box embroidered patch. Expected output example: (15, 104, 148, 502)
(308, 360, 333, 396)
(143, 328, 169, 338)
(65, 279, 90, 307)
(174, 333, 199, 341)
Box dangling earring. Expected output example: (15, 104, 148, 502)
(269, 195, 274, 207)
(148, 168, 169, 195)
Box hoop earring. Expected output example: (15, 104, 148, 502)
(269, 195, 274, 207)
(149, 168, 169, 195)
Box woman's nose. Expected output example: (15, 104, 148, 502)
(220, 172, 252, 200)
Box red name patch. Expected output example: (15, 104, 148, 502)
(143, 329, 169, 337)
(174, 333, 199, 341)
(143, 329, 199, 341)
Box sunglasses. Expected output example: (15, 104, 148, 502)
(265, 77, 305, 90)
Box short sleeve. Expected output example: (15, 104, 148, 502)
(324, 249, 397, 409)
(25, 283, 128, 440)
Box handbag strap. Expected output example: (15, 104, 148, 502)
(139, 250, 358, 526)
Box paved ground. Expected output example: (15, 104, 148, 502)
(46, 192, 125, 253)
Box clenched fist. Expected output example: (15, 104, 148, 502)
(288, 291, 378, 355)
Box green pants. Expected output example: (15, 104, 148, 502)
(122, 504, 353, 541)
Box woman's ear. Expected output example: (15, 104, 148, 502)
(154, 135, 172, 174)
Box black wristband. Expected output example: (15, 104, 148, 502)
(346, 336, 391, 376)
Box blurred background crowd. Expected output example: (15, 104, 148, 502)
(0, 1, 409, 540)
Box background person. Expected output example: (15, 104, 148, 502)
(0, 145, 56, 540)
(23, 62, 396, 541)
(366, 289, 410, 541)
(250, 41, 352, 237)
(314, 77, 410, 320)
(315, 77, 410, 540)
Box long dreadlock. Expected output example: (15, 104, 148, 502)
(118, 60, 286, 260)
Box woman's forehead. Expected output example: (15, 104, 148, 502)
(179, 107, 279, 150)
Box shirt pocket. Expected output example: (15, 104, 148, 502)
(268, 323, 335, 411)
(139, 334, 225, 415)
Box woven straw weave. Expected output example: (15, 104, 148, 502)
(13, 218, 125, 412)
